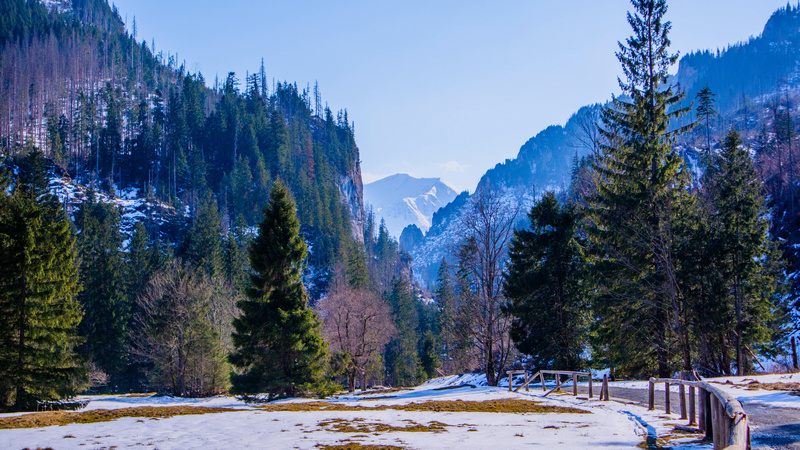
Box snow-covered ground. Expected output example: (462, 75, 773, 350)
(0, 376, 716, 450)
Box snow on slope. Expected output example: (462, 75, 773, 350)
(48, 175, 179, 249)
(364, 173, 459, 237)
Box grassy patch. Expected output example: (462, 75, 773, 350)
(0, 406, 241, 429)
(315, 443, 406, 450)
(352, 388, 410, 396)
(258, 399, 587, 414)
(742, 381, 800, 392)
(317, 417, 448, 434)
(397, 399, 588, 414)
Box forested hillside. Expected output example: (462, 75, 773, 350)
(0, 0, 365, 268)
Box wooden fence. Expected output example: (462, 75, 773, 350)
(504, 370, 750, 450)
(507, 370, 609, 400)
(649, 378, 750, 450)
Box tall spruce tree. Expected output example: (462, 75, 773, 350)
(384, 277, 424, 386)
(0, 151, 84, 411)
(710, 130, 781, 374)
(695, 84, 718, 157)
(75, 191, 130, 391)
(504, 193, 589, 370)
(229, 182, 328, 399)
(591, 0, 694, 377)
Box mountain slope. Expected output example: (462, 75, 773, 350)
(0, 0, 366, 279)
(364, 173, 458, 237)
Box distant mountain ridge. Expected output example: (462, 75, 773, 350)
(364, 173, 459, 238)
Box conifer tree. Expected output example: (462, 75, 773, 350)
(696, 84, 718, 156)
(710, 129, 781, 374)
(591, 0, 694, 377)
(180, 191, 223, 276)
(230, 182, 328, 399)
(0, 150, 84, 411)
(504, 193, 589, 370)
(74, 191, 130, 391)
(384, 277, 424, 386)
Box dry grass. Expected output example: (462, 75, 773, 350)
(317, 417, 448, 434)
(258, 398, 587, 414)
(315, 443, 406, 450)
(0, 406, 241, 430)
(395, 399, 588, 414)
(352, 388, 410, 396)
(742, 381, 800, 392)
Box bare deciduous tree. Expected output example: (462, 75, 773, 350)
(569, 104, 602, 158)
(132, 260, 234, 397)
(316, 288, 396, 392)
(456, 185, 518, 386)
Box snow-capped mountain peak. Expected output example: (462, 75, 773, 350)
(364, 173, 459, 238)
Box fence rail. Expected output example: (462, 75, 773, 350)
(507, 370, 610, 400)
(649, 378, 749, 450)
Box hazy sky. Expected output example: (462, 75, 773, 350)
(112, 0, 790, 192)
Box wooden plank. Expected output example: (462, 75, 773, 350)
(689, 386, 696, 426)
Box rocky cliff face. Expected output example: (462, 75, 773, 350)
(339, 160, 366, 244)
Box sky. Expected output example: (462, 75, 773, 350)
(112, 0, 791, 192)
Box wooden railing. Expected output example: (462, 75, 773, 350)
(507, 370, 609, 400)
(649, 378, 750, 450)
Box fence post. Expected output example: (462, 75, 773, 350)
(689, 386, 696, 426)
(588, 376, 593, 399)
(706, 391, 717, 448)
(679, 384, 687, 420)
(648, 379, 655, 411)
(602, 375, 609, 401)
(665, 381, 671, 414)
(792, 336, 798, 370)
(509, 374, 513, 392)
(572, 373, 578, 396)
(541, 373, 547, 392)
(698, 388, 706, 434)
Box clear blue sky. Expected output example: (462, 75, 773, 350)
(112, 0, 791, 192)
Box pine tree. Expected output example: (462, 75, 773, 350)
(504, 192, 589, 370)
(591, 0, 694, 377)
(711, 129, 781, 374)
(180, 191, 223, 276)
(74, 191, 130, 391)
(384, 277, 424, 386)
(229, 182, 328, 399)
(0, 150, 84, 411)
(695, 84, 718, 157)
